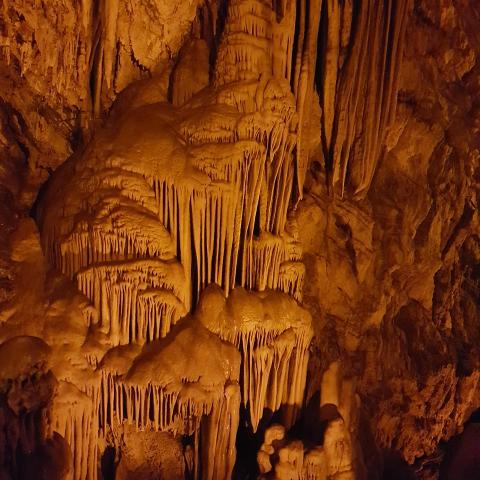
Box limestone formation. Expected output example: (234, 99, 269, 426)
(197, 286, 312, 430)
(0, 0, 479, 480)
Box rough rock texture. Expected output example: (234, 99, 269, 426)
(0, 1, 479, 480)
(299, 1, 480, 477)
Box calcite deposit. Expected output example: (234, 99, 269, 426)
(0, 0, 479, 479)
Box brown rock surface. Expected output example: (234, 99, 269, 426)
(0, 1, 478, 479)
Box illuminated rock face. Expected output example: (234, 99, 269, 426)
(0, 1, 479, 480)
(33, 1, 316, 478)
(197, 285, 312, 431)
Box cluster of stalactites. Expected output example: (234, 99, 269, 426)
(48, 381, 100, 480)
(148, 176, 244, 298)
(213, 0, 298, 88)
(211, 0, 303, 222)
(99, 370, 219, 435)
(198, 287, 313, 432)
(42, 80, 301, 307)
(148, 79, 300, 300)
(213, 0, 322, 201)
(84, 316, 242, 480)
(97, 370, 240, 480)
(180, 79, 298, 233)
(76, 259, 187, 346)
(319, 0, 410, 198)
(45, 198, 174, 281)
(248, 230, 305, 301)
(235, 326, 311, 431)
(47, 375, 239, 480)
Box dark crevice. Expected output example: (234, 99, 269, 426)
(100, 446, 117, 480)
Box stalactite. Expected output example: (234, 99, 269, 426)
(76, 259, 187, 345)
(49, 381, 100, 480)
(35, 1, 320, 477)
(293, 0, 322, 200)
(40, 79, 302, 304)
(322, 0, 411, 198)
(247, 228, 304, 301)
(197, 286, 312, 431)
(95, 318, 241, 479)
(103, 0, 119, 91)
(322, 0, 339, 151)
(201, 383, 241, 480)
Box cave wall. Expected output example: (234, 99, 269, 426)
(0, 1, 479, 479)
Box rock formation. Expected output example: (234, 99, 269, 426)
(0, 0, 479, 479)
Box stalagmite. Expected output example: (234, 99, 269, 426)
(257, 424, 328, 480)
(323, 419, 355, 480)
(257, 423, 286, 474)
(256, 363, 360, 480)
